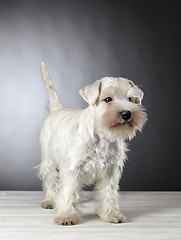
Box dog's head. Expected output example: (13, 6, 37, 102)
(79, 77, 147, 142)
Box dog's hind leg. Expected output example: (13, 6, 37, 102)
(39, 150, 58, 209)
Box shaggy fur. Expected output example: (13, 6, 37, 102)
(38, 61, 147, 225)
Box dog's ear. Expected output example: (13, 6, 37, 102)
(128, 80, 144, 105)
(79, 80, 101, 105)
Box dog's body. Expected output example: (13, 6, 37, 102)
(39, 61, 147, 225)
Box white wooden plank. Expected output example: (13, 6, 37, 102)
(0, 191, 180, 240)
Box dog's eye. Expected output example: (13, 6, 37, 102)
(104, 97, 112, 103)
(129, 97, 139, 104)
(129, 97, 133, 102)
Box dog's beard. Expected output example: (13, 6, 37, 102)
(101, 105, 147, 142)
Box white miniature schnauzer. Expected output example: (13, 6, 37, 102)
(39, 61, 147, 225)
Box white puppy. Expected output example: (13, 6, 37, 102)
(39, 61, 147, 225)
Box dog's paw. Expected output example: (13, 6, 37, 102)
(101, 212, 126, 224)
(54, 215, 79, 225)
(41, 200, 54, 209)
(110, 212, 126, 223)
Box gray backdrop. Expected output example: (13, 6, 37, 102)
(0, 0, 180, 191)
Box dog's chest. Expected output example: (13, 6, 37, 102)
(80, 138, 119, 183)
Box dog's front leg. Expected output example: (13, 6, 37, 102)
(95, 164, 126, 223)
(54, 169, 82, 225)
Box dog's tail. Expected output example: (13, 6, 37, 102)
(41, 61, 63, 113)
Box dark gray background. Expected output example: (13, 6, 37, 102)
(0, 0, 180, 191)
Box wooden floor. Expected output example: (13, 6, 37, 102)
(0, 191, 181, 240)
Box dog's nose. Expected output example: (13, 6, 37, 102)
(120, 111, 131, 121)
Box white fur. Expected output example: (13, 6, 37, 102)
(38, 61, 147, 225)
